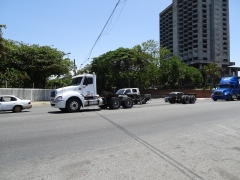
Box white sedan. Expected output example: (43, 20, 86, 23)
(0, 95, 32, 112)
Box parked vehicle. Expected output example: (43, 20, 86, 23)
(50, 73, 150, 112)
(212, 76, 240, 101)
(165, 92, 196, 104)
(115, 88, 151, 104)
(0, 95, 32, 112)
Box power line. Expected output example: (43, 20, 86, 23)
(80, 0, 126, 68)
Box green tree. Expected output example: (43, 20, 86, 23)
(91, 47, 147, 93)
(2, 40, 73, 88)
(159, 56, 203, 89)
(0, 24, 7, 61)
(202, 63, 224, 89)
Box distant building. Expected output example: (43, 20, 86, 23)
(159, 0, 239, 76)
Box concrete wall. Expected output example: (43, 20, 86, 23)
(0, 88, 53, 101)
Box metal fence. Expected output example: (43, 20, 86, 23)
(0, 88, 53, 101)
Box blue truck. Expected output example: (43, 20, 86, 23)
(211, 76, 240, 101)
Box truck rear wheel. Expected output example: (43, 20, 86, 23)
(67, 98, 81, 112)
(108, 97, 120, 109)
(121, 97, 133, 108)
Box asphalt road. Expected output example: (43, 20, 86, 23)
(0, 99, 240, 180)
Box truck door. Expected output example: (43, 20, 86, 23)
(82, 76, 94, 97)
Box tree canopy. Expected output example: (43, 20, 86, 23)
(0, 39, 73, 88)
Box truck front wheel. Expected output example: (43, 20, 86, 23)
(67, 98, 81, 112)
(227, 95, 232, 101)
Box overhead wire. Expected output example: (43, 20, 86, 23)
(80, 0, 126, 68)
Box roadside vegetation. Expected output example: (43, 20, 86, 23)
(0, 24, 225, 91)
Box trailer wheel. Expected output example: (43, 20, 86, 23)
(67, 98, 81, 112)
(121, 97, 133, 108)
(181, 95, 186, 104)
(190, 95, 196, 104)
(108, 97, 120, 109)
(169, 98, 175, 104)
(182, 95, 189, 104)
(184, 95, 190, 104)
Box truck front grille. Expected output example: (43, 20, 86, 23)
(214, 91, 222, 96)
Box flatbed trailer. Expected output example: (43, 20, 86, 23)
(166, 92, 196, 104)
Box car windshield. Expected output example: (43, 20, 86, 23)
(71, 77, 83, 86)
(116, 89, 124, 94)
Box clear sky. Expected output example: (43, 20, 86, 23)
(1, 0, 240, 70)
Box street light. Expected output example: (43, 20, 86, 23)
(59, 52, 71, 87)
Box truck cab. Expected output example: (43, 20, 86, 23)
(212, 77, 240, 101)
(50, 73, 104, 112)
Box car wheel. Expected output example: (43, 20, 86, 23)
(13, 105, 22, 113)
(121, 97, 133, 108)
(67, 98, 81, 112)
(108, 97, 120, 109)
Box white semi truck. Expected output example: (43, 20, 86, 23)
(50, 73, 137, 112)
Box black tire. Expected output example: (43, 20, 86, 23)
(213, 99, 217, 101)
(181, 95, 186, 104)
(227, 95, 232, 101)
(121, 97, 133, 108)
(169, 98, 175, 104)
(108, 97, 120, 109)
(67, 98, 81, 112)
(190, 95, 196, 104)
(13, 105, 22, 113)
(59, 108, 68, 112)
(184, 95, 190, 104)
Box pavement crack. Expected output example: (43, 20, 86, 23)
(96, 112, 205, 180)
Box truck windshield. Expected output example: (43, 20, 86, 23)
(219, 84, 230, 88)
(71, 77, 83, 86)
(116, 89, 124, 94)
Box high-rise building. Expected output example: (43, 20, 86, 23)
(160, 0, 239, 76)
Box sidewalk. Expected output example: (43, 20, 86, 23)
(31, 101, 49, 106)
